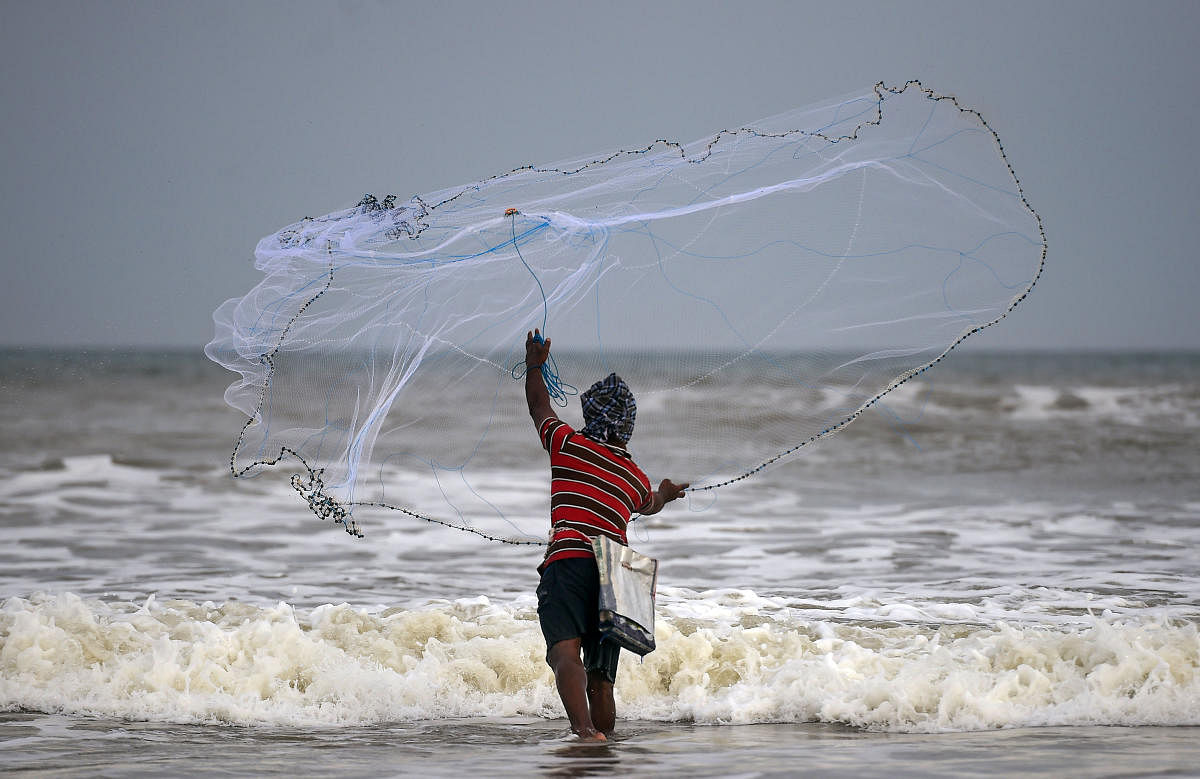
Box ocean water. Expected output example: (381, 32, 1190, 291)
(1, 349, 1198, 776)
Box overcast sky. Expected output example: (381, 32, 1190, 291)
(2, 0, 1196, 350)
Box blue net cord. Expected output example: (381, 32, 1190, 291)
(507, 210, 577, 406)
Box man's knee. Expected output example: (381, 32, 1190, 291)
(547, 638, 583, 672)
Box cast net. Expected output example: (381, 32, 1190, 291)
(205, 81, 1045, 543)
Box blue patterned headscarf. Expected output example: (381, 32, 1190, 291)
(580, 373, 637, 445)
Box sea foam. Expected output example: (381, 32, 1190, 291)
(2, 592, 1197, 733)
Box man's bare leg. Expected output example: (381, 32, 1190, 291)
(586, 670, 615, 736)
(547, 639, 606, 741)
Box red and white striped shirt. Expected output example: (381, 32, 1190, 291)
(538, 417, 652, 572)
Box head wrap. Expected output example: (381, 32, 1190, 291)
(580, 373, 637, 445)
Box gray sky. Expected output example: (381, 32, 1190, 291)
(2, 0, 1196, 350)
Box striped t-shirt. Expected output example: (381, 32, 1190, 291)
(538, 417, 652, 572)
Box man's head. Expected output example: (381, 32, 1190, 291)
(580, 373, 637, 446)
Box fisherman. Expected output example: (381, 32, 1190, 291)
(524, 329, 688, 741)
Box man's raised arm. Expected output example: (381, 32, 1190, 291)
(525, 329, 557, 429)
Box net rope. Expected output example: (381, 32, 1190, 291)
(206, 80, 1047, 545)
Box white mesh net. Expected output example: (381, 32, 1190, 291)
(205, 81, 1045, 542)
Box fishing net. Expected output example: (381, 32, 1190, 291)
(205, 81, 1045, 543)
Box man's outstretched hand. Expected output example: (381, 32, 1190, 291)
(658, 479, 689, 504)
(641, 478, 689, 515)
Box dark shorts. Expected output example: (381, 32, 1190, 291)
(536, 557, 620, 684)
